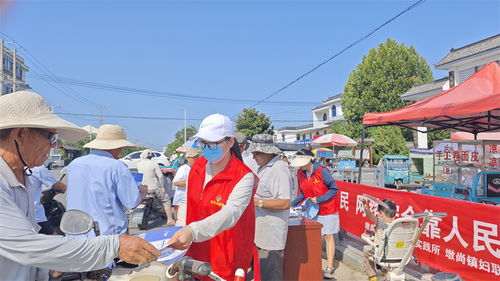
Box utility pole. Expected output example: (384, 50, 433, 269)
(99, 105, 104, 126)
(12, 48, 16, 92)
(184, 108, 187, 143)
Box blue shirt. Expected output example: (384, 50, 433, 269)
(26, 166, 59, 222)
(66, 150, 141, 235)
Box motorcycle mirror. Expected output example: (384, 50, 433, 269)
(60, 209, 94, 235)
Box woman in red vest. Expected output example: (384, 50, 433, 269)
(168, 113, 259, 281)
(290, 149, 339, 279)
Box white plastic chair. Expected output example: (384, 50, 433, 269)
(362, 212, 447, 281)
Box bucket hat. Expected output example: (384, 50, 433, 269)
(83, 124, 135, 150)
(193, 113, 235, 142)
(235, 132, 249, 145)
(186, 147, 201, 158)
(0, 91, 88, 142)
(290, 155, 314, 168)
(247, 134, 282, 154)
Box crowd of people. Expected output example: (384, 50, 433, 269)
(0, 90, 394, 281)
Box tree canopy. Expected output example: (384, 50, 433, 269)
(339, 38, 434, 138)
(236, 108, 274, 141)
(165, 126, 197, 155)
(334, 38, 433, 159)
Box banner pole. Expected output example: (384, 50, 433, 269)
(358, 126, 366, 183)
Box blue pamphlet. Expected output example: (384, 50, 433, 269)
(135, 226, 187, 264)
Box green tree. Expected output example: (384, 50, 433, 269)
(369, 126, 409, 163)
(427, 130, 451, 148)
(236, 108, 274, 140)
(341, 38, 434, 139)
(165, 126, 197, 155)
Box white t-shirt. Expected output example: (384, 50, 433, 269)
(172, 164, 191, 206)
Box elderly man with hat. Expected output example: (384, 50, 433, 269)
(137, 149, 175, 226)
(66, 124, 145, 236)
(249, 134, 292, 281)
(0, 91, 159, 281)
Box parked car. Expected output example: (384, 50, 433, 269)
(44, 154, 65, 170)
(119, 150, 170, 170)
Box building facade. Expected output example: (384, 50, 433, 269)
(274, 94, 344, 143)
(401, 34, 500, 148)
(0, 40, 30, 96)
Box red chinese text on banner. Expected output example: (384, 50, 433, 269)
(337, 182, 500, 281)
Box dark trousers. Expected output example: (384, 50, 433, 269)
(258, 247, 284, 281)
(38, 221, 54, 235)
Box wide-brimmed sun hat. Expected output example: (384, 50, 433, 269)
(290, 155, 314, 168)
(83, 124, 135, 150)
(193, 113, 235, 142)
(247, 134, 282, 155)
(186, 147, 201, 158)
(0, 91, 88, 142)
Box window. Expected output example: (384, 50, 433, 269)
(322, 113, 327, 121)
(302, 134, 306, 140)
(331, 105, 337, 117)
(315, 131, 320, 136)
(15, 64, 23, 81)
(324, 130, 327, 134)
(2, 84, 13, 95)
(296, 134, 300, 140)
(153, 152, 161, 158)
(130, 152, 141, 159)
(2, 56, 13, 73)
(282, 134, 285, 142)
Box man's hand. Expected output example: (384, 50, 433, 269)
(118, 235, 160, 264)
(167, 226, 193, 250)
(310, 197, 317, 204)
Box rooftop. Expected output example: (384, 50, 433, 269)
(278, 123, 313, 131)
(435, 34, 500, 68)
(401, 77, 448, 99)
(312, 93, 342, 111)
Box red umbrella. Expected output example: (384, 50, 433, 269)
(311, 133, 358, 146)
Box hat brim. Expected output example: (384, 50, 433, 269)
(247, 143, 282, 154)
(193, 132, 229, 143)
(83, 139, 136, 150)
(290, 155, 313, 168)
(0, 112, 88, 143)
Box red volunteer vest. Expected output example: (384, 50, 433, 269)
(186, 154, 258, 281)
(297, 165, 339, 216)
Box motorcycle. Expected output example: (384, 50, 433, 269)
(57, 210, 245, 281)
(130, 189, 168, 230)
(40, 167, 67, 235)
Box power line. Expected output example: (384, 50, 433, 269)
(250, 0, 426, 108)
(56, 112, 311, 123)
(30, 73, 320, 106)
(0, 32, 100, 108)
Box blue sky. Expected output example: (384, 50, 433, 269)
(1, 0, 499, 150)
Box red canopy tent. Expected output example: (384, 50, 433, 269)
(363, 62, 500, 134)
(357, 62, 500, 181)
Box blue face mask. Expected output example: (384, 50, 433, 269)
(202, 146, 226, 163)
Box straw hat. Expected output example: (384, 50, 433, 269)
(247, 134, 282, 155)
(83, 124, 135, 150)
(0, 91, 88, 142)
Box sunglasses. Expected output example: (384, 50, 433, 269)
(32, 128, 59, 145)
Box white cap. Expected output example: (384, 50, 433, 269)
(193, 113, 235, 142)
